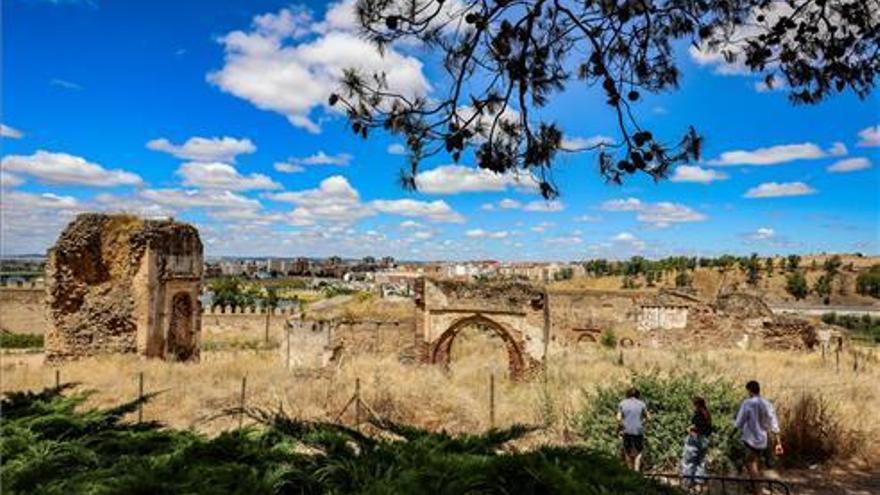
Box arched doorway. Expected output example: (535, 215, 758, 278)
(167, 292, 195, 361)
(430, 314, 527, 378)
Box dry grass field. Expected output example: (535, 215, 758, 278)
(2, 321, 878, 469)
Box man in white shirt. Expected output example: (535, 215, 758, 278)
(617, 388, 650, 472)
(734, 380, 783, 491)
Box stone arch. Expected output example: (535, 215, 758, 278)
(167, 292, 195, 361)
(430, 314, 527, 378)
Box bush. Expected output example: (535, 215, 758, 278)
(0, 386, 679, 495)
(785, 272, 808, 300)
(777, 393, 860, 468)
(856, 264, 880, 298)
(575, 372, 741, 472)
(0, 332, 43, 349)
(600, 329, 617, 348)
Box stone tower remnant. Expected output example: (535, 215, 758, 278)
(45, 213, 203, 362)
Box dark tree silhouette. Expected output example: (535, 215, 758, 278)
(331, 0, 879, 198)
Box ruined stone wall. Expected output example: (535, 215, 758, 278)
(0, 288, 48, 334)
(283, 318, 416, 368)
(546, 290, 650, 343)
(45, 213, 202, 362)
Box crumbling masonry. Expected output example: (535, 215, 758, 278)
(45, 214, 203, 362)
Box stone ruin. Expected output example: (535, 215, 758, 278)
(45, 213, 203, 362)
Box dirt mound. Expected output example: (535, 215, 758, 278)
(714, 292, 773, 318)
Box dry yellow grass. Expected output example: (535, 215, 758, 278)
(2, 326, 878, 464)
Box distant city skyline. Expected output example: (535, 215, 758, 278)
(2, 0, 878, 261)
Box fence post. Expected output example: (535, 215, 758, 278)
(238, 376, 247, 429)
(137, 372, 144, 423)
(355, 377, 361, 432)
(264, 307, 271, 344)
(55, 369, 60, 389)
(489, 372, 496, 430)
(285, 325, 291, 370)
(836, 347, 840, 374)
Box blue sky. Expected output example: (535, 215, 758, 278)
(2, 0, 878, 260)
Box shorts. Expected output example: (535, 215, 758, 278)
(623, 434, 644, 454)
(743, 442, 766, 460)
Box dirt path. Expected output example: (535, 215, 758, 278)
(777, 467, 880, 494)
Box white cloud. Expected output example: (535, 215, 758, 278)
(600, 197, 643, 212)
(208, 5, 430, 133)
(274, 162, 305, 173)
(573, 214, 601, 223)
(669, 165, 729, 184)
(827, 157, 872, 173)
(1, 124, 23, 139)
(3, 190, 80, 209)
(146, 136, 256, 162)
(544, 236, 583, 246)
(601, 197, 706, 227)
(828, 142, 848, 156)
(747, 227, 776, 241)
(466, 229, 509, 239)
(267, 175, 360, 207)
(523, 200, 564, 212)
(50, 78, 83, 90)
(140, 188, 262, 210)
(743, 181, 817, 198)
(0, 191, 83, 254)
(530, 221, 554, 233)
(399, 220, 423, 229)
(387, 143, 406, 155)
(499, 198, 522, 209)
(707, 143, 827, 166)
(371, 198, 464, 223)
(288, 150, 352, 166)
(561, 135, 614, 150)
(1, 150, 143, 187)
(414, 165, 537, 194)
(176, 162, 281, 190)
(857, 125, 880, 147)
(611, 231, 646, 250)
(754, 78, 787, 92)
(0, 171, 24, 189)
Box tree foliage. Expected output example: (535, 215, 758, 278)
(856, 264, 880, 298)
(333, 0, 879, 198)
(785, 271, 809, 300)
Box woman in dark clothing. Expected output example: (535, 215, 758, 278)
(680, 397, 713, 491)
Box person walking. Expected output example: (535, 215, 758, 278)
(617, 387, 650, 472)
(680, 397, 713, 492)
(734, 380, 783, 493)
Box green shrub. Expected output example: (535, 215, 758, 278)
(574, 372, 741, 472)
(0, 333, 44, 349)
(0, 386, 679, 495)
(856, 265, 880, 298)
(600, 329, 617, 349)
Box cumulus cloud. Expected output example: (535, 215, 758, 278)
(387, 143, 406, 155)
(274, 162, 305, 173)
(707, 143, 827, 166)
(287, 150, 352, 166)
(669, 165, 728, 184)
(0, 171, 24, 189)
(523, 200, 564, 212)
(267, 175, 464, 224)
(1, 124, 23, 139)
(208, 4, 430, 133)
(743, 181, 817, 198)
(828, 142, 848, 156)
(560, 135, 614, 150)
(857, 125, 880, 147)
(601, 197, 707, 227)
(747, 227, 776, 241)
(573, 214, 601, 223)
(140, 188, 262, 210)
(611, 231, 646, 250)
(1, 150, 143, 187)
(176, 162, 281, 190)
(544, 235, 583, 246)
(399, 220, 423, 229)
(0, 191, 83, 254)
(827, 157, 872, 173)
(146, 136, 256, 162)
(414, 165, 537, 194)
(372, 198, 464, 223)
(466, 229, 509, 239)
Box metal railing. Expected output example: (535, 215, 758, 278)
(647, 473, 792, 494)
